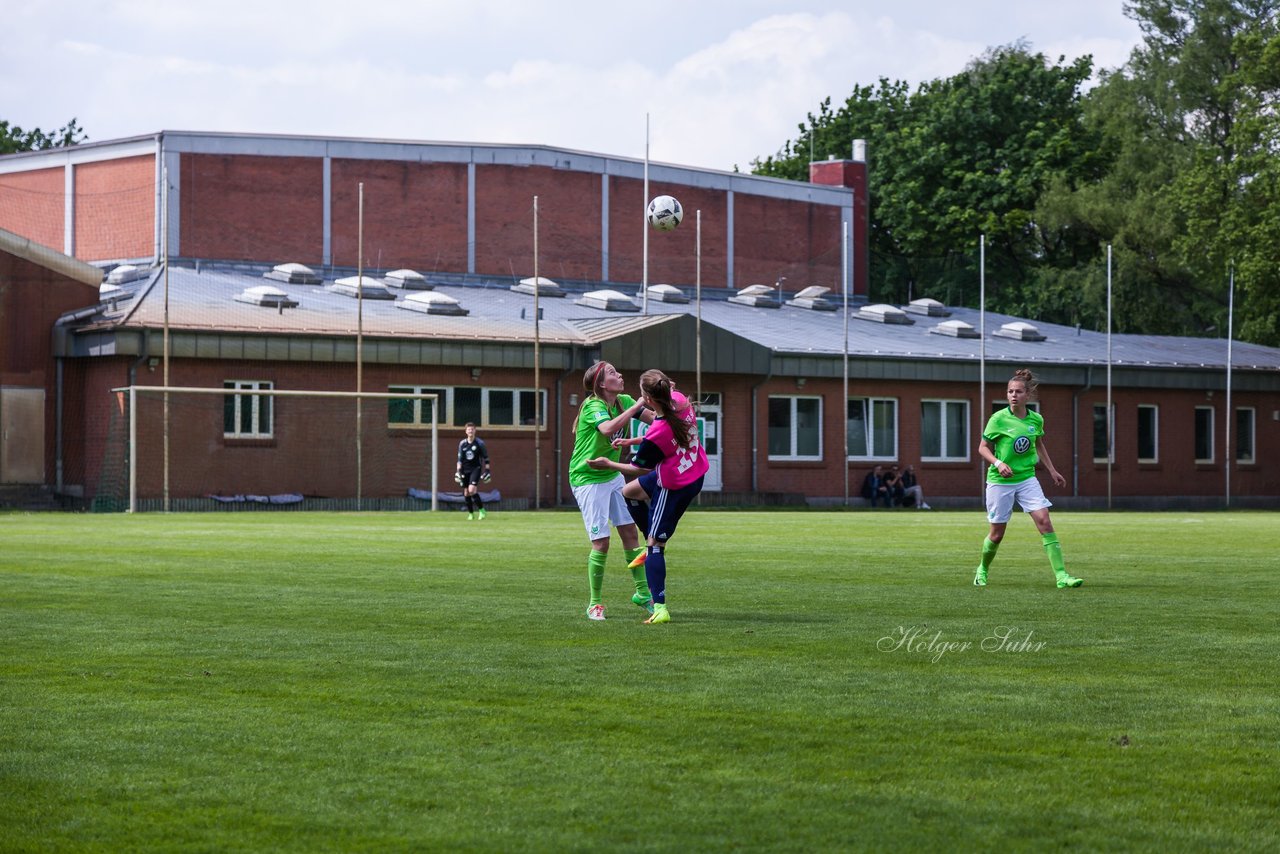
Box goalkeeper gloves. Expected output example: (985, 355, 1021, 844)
(454, 472, 465, 487)
(481, 470, 492, 483)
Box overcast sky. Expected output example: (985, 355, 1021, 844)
(2, 1, 1143, 171)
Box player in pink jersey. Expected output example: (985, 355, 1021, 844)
(588, 369, 707, 624)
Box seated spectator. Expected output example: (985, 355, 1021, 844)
(860, 465, 891, 507)
(883, 465, 905, 507)
(899, 464, 930, 509)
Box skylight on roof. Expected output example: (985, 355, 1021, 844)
(264, 262, 322, 285)
(786, 285, 837, 311)
(639, 284, 689, 304)
(512, 276, 566, 298)
(728, 284, 780, 309)
(331, 276, 395, 300)
(398, 291, 469, 316)
(906, 298, 950, 317)
(106, 264, 147, 285)
(994, 321, 1046, 341)
(577, 289, 639, 312)
(235, 284, 299, 308)
(855, 303, 914, 325)
(929, 319, 979, 338)
(383, 269, 432, 290)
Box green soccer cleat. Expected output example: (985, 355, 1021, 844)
(973, 566, 987, 587)
(632, 592, 655, 614)
(644, 603, 670, 625)
(466, 512, 475, 521)
(1056, 574, 1084, 589)
(478, 508, 487, 520)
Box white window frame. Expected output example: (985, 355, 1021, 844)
(388, 385, 448, 427)
(768, 395, 823, 461)
(846, 396, 898, 461)
(223, 380, 273, 438)
(388, 385, 546, 430)
(1093, 403, 1115, 464)
(1137, 404, 1159, 463)
(921, 398, 969, 462)
(1235, 407, 1256, 465)
(1194, 406, 1215, 464)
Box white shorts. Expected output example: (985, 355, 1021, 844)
(571, 477, 634, 541)
(985, 478, 1052, 524)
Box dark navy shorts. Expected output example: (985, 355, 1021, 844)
(637, 472, 705, 543)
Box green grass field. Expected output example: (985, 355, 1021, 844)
(2, 509, 1277, 852)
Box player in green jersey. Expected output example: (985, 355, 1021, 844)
(569, 361, 655, 620)
(974, 368, 1083, 589)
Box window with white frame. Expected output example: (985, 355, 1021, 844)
(223, 380, 273, 438)
(847, 397, 897, 460)
(921, 399, 968, 461)
(1093, 404, 1115, 463)
(1194, 406, 1214, 463)
(768, 396, 822, 460)
(388, 386, 447, 426)
(1137, 405, 1158, 463)
(388, 385, 545, 429)
(1235, 407, 1256, 464)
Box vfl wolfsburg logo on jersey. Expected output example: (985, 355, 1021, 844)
(1014, 436, 1032, 454)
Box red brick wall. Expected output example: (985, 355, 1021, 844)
(473, 165, 603, 280)
(810, 160, 867, 297)
(330, 159, 469, 271)
(0, 167, 63, 252)
(179, 154, 323, 263)
(736, 376, 1280, 500)
(606, 177, 729, 287)
(75, 155, 154, 261)
(733, 194, 845, 292)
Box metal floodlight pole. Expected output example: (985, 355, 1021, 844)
(696, 209, 702, 407)
(1107, 244, 1113, 510)
(129, 385, 138, 513)
(1226, 261, 1235, 508)
(843, 216, 851, 506)
(162, 164, 171, 513)
(357, 182, 365, 509)
(979, 234, 986, 494)
(534, 195, 542, 509)
(642, 113, 650, 316)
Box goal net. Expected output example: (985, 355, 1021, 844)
(94, 386, 440, 512)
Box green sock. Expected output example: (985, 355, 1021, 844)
(980, 537, 1000, 570)
(587, 551, 607, 606)
(1042, 533, 1067, 576)
(625, 547, 650, 598)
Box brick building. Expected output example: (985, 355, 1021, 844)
(0, 131, 1276, 509)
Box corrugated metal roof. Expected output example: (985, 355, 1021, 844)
(60, 261, 1280, 374)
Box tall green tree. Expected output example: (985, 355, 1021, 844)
(0, 118, 87, 155)
(1041, 0, 1279, 343)
(753, 45, 1103, 313)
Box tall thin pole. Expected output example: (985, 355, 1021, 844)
(695, 209, 702, 407)
(129, 386, 137, 513)
(979, 234, 986, 493)
(357, 182, 364, 509)
(843, 217, 851, 505)
(533, 195, 542, 509)
(162, 164, 171, 513)
(1225, 261, 1234, 508)
(1106, 244, 1113, 510)
(642, 113, 650, 316)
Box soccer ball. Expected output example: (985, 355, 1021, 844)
(646, 195, 684, 231)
